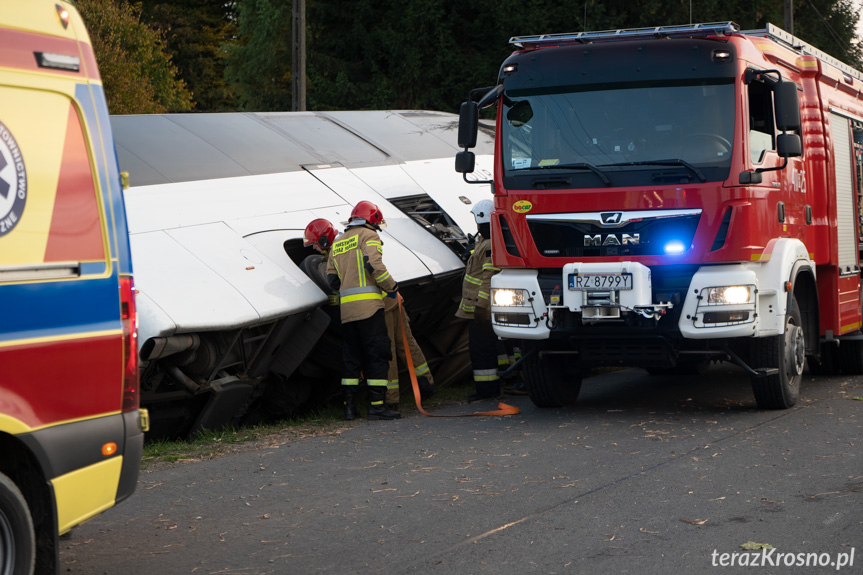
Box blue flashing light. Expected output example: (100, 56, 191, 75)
(664, 240, 686, 255)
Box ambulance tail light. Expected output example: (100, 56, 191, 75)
(120, 276, 140, 413)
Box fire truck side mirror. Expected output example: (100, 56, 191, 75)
(777, 133, 802, 158)
(458, 101, 479, 149)
(455, 150, 476, 174)
(774, 81, 801, 132)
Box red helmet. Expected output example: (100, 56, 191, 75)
(303, 218, 337, 250)
(350, 200, 385, 228)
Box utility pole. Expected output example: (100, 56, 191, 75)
(785, 0, 794, 35)
(292, 0, 306, 111)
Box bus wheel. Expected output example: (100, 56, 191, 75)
(750, 297, 804, 409)
(521, 341, 582, 407)
(0, 473, 35, 575)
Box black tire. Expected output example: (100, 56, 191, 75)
(0, 473, 35, 575)
(521, 341, 582, 407)
(750, 296, 804, 409)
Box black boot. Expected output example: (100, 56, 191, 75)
(343, 387, 357, 421)
(367, 387, 401, 420)
(417, 376, 437, 400)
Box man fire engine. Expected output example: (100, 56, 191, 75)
(456, 22, 863, 409)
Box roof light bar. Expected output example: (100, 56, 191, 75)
(510, 22, 739, 49)
(743, 23, 863, 83)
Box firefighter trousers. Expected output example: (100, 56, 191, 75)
(341, 309, 392, 390)
(468, 314, 500, 398)
(385, 302, 435, 404)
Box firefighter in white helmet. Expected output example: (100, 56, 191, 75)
(455, 199, 502, 401)
(327, 201, 400, 421)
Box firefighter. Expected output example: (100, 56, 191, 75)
(384, 293, 437, 411)
(327, 201, 401, 421)
(455, 199, 503, 401)
(301, 218, 340, 310)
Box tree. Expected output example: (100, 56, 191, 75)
(223, 0, 293, 111)
(138, 0, 239, 111)
(78, 0, 193, 114)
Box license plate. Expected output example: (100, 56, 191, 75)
(569, 273, 633, 291)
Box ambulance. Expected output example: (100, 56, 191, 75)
(0, 1, 145, 572)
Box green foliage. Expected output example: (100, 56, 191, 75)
(138, 0, 240, 111)
(82, 0, 863, 115)
(223, 0, 293, 111)
(77, 0, 193, 114)
(306, 0, 861, 113)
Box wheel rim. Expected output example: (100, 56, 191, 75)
(0, 508, 14, 575)
(785, 321, 805, 377)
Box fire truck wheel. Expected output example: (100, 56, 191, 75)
(521, 341, 582, 407)
(0, 472, 35, 575)
(750, 297, 804, 409)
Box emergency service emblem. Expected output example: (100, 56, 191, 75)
(0, 120, 26, 237)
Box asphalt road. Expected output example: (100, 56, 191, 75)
(61, 365, 861, 574)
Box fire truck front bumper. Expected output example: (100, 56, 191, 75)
(490, 263, 671, 339)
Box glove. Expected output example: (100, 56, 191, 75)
(386, 290, 398, 299)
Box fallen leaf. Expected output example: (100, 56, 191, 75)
(640, 528, 659, 534)
(679, 518, 707, 525)
(740, 541, 773, 550)
(851, 397, 863, 401)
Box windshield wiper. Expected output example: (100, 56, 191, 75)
(516, 162, 611, 186)
(598, 159, 707, 183)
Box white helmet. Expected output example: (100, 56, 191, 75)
(471, 199, 494, 224)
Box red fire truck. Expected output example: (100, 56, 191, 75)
(456, 22, 863, 409)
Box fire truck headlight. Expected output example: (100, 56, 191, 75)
(663, 240, 687, 255)
(707, 285, 752, 305)
(493, 288, 529, 307)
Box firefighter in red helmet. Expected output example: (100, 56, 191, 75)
(326, 201, 400, 420)
(301, 218, 340, 310)
(303, 218, 337, 254)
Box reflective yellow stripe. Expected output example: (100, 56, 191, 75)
(356, 248, 366, 287)
(415, 363, 429, 376)
(341, 292, 384, 304)
(376, 270, 391, 282)
(342, 378, 360, 386)
(367, 379, 388, 387)
(387, 380, 399, 390)
(465, 274, 482, 286)
(478, 291, 489, 300)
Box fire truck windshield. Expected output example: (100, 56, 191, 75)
(501, 79, 735, 189)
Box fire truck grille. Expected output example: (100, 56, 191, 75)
(527, 213, 700, 258)
(575, 336, 673, 366)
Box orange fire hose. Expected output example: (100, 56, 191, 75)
(398, 295, 519, 417)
